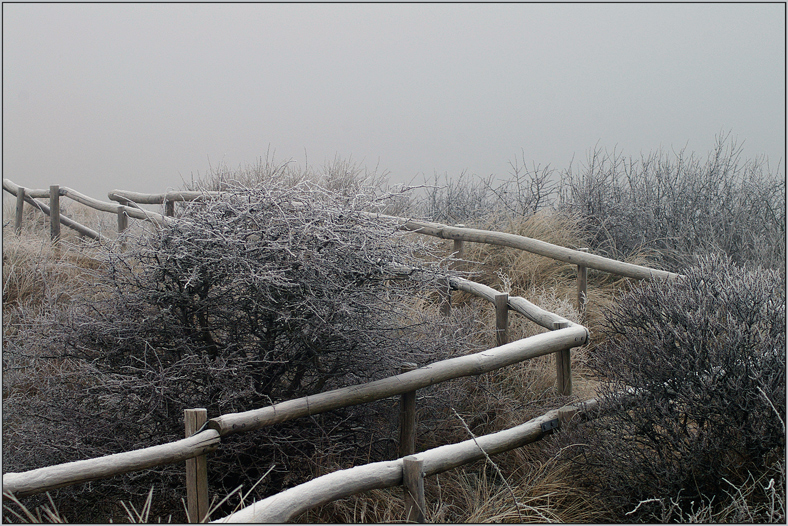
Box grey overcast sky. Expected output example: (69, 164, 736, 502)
(3, 2, 785, 202)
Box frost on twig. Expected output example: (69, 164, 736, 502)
(3, 176, 487, 517)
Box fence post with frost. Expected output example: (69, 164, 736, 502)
(184, 409, 209, 523)
(49, 185, 60, 243)
(577, 248, 589, 320)
(15, 186, 25, 234)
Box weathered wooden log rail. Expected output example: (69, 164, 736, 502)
(3, 179, 678, 522)
(206, 324, 587, 438)
(3, 180, 106, 241)
(3, 178, 174, 243)
(215, 398, 600, 523)
(2, 430, 221, 498)
(1, 320, 586, 483)
(365, 212, 679, 281)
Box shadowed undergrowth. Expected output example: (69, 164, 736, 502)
(3, 140, 784, 523)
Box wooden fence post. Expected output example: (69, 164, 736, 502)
(577, 248, 589, 321)
(15, 186, 25, 234)
(453, 225, 465, 267)
(117, 208, 129, 235)
(440, 225, 465, 316)
(439, 280, 452, 316)
(402, 456, 426, 523)
(399, 363, 418, 459)
(184, 408, 209, 523)
(552, 320, 572, 396)
(117, 207, 129, 251)
(494, 293, 509, 346)
(165, 199, 175, 217)
(49, 185, 60, 243)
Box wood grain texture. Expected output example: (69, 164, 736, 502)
(3, 430, 220, 498)
(363, 213, 679, 281)
(208, 325, 588, 436)
(216, 399, 599, 523)
(402, 456, 426, 523)
(185, 409, 210, 523)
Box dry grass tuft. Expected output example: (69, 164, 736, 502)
(2, 492, 69, 524)
(0, 181, 630, 524)
(2, 230, 100, 309)
(421, 453, 610, 523)
(464, 209, 590, 290)
(297, 487, 406, 523)
(440, 209, 645, 346)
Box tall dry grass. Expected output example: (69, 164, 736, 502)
(3, 152, 718, 523)
(292, 210, 623, 523)
(2, 198, 114, 334)
(441, 208, 643, 349)
(300, 455, 610, 524)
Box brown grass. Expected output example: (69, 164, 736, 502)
(2, 231, 101, 309)
(291, 212, 630, 524)
(444, 209, 657, 348)
(298, 444, 613, 524)
(3, 199, 629, 523)
(428, 455, 611, 523)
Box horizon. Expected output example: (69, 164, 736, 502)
(3, 3, 785, 203)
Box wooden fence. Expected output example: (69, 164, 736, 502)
(2, 180, 678, 522)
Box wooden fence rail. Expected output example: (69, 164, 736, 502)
(108, 189, 226, 204)
(3, 179, 173, 242)
(2, 179, 677, 522)
(4, 183, 105, 241)
(2, 430, 220, 498)
(206, 325, 586, 437)
(374, 213, 680, 281)
(1, 318, 586, 493)
(214, 398, 600, 523)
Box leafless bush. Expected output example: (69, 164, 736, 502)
(186, 151, 413, 218)
(413, 136, 784, 274)
(555, 254, 785, 521)
(2, 176, 486, 521)
(558, 134, 785, 271)
(485, 151, 558, 220)
(415, 160, 561, 227)
(417, 171, 499, 225)
(631, 460, 785, 523)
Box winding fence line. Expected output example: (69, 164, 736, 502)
(217, 398, 600, 523)
(2, 179, 678, 523)
(4, 179, 173, 232)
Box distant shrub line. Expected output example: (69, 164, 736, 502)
(3, 137, 784, 522)
(417, 134, 784, 272)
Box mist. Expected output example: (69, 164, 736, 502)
(3, 3, 784, 202)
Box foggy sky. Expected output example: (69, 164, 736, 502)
(3, 3, 785, 203)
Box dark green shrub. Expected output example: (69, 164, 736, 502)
(560, 254, 785, 521)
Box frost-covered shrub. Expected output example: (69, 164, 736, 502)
(3, 177, 483, 521)
(558, 135, 785, 271)
(561, 254, 785, 520)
